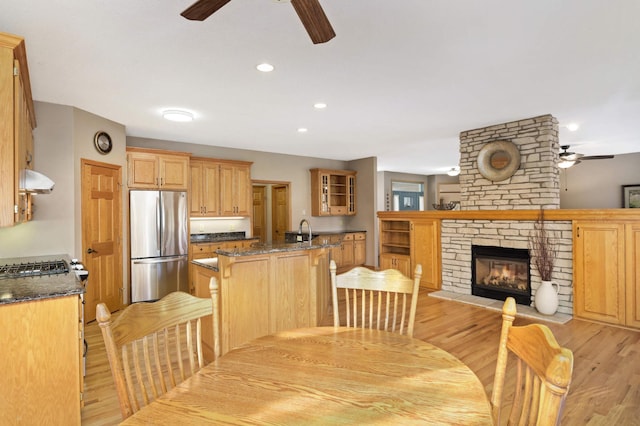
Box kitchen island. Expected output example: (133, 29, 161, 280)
(193, 239, 337, 357)
(0, 254, 84, 425)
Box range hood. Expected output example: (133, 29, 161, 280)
(23, 169, 55, 194)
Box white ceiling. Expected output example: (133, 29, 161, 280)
(2, 0, 639, 175)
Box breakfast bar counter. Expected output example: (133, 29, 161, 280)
(217, 243, 333, 354)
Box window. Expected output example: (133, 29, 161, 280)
(391, 181, 424, 211)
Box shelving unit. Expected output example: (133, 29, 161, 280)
(380, 220, 411, 255)
(379, 220, 411, 276)
(378, 215, 441, 290)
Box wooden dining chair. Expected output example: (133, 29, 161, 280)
(330, 260, 422, 337)
(491, 297, 574, 426)
(97, 278, 221, 420)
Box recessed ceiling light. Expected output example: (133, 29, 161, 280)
(313, 102, 327, 109)
(297, 128, 308, 133)
(256, 63, 274, 72)
(566, 123, 579, 132)
(162, 110, 194, 122)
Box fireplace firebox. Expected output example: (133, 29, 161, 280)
(471, 245, 531, 305)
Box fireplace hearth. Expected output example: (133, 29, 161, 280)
(471, 245, 531, 305)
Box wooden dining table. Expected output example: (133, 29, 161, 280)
(122, 327, 493, 425)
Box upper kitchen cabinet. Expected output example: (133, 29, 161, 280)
(190, 157, 252, 218)
(219, 160, 252, 217)
(310, 168, 357, 216)
(190, 157, 220, 217)
(0, 32, 36, 227)
(126, 147, 190, 190)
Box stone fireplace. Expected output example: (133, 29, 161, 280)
(440, 114, 573, 315)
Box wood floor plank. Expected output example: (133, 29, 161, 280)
(81, 290, 640, 425)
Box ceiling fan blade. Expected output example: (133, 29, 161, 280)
(582, 155, 615, 160)
(291, 0, 336, 44)
(181, 0, 232, 21)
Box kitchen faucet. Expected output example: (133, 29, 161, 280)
(298, 219, 312, 244)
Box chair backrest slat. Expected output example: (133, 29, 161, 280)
(97, 284, 220, 420)
(330, 261, 422, 337)
(491, 297, 574, 426)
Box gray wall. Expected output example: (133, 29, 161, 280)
(0, 102, 127, 261)
(559, 152, 640, 209)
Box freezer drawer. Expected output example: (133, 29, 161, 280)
(131, 255, 188, 303)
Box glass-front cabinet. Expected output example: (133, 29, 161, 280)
(310, 169, 357, 216)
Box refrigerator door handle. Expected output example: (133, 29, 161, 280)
(156, 196, 161, 251)
(132, 256, 186, 265)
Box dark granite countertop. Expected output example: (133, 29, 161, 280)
(190, 232, 259, 244)
(192, 258, 218, 272)
(217, 238, 339, 257)
(285, 230, 366, 236)
(0, 254, 85, 305)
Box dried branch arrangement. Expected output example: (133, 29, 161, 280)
(529, 208, 557, 281)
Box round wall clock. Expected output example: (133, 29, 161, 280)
(476, 140, 520, 182)
(94, 131, 113, 154)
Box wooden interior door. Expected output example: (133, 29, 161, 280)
(252, 185, 267, 243)
(271, 185, 289, 243)
(81, 159, 123, 322)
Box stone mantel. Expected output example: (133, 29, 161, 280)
(378, 209, 640, 222)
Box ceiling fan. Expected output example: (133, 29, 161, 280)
(558, 145, 614, 168)
(180, 0, 336, 44)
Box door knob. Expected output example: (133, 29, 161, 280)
(87, 248, 97, 254)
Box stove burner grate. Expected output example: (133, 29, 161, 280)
(0, 260, 69, 279)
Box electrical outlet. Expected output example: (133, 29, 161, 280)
(230, 224, 235, 231)
(198, 223, 204, 233)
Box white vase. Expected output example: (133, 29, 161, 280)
(535, 280, 559, 315)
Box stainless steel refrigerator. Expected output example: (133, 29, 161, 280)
(130, 190, 188, 303)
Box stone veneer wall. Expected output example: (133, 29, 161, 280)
(440, 219, 573, 315)
(459, 114, 560, 210)
(441, 114, 573, 314)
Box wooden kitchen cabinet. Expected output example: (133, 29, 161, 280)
(0, 295, 82, 424)
(192, 263, 220, 362)
(380, 253, 412, 277)
(310, 169, 357, 216)
(190, 157, 220, 216)
(574, 220, 640, 329)
(126, 147, 190, 190)
(328, 232, 366, 273)
(411, 219, 441, 290)
(353, 232, 367, 266)
(220, 161, 252, 216)
(189, 157, 252, 218)
(378, 216, 440, 288)
(0, 32, 36, 227)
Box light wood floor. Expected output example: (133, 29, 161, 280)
(81, 291, 640, 425)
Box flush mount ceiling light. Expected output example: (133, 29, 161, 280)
(297, 128, 308, 133)
(447, 167, 460, 176)
(566, 123, 580, 132)
(256, 63, 274, 72)
(313, 102, 327, 109)
(162, 110, 194, 122)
